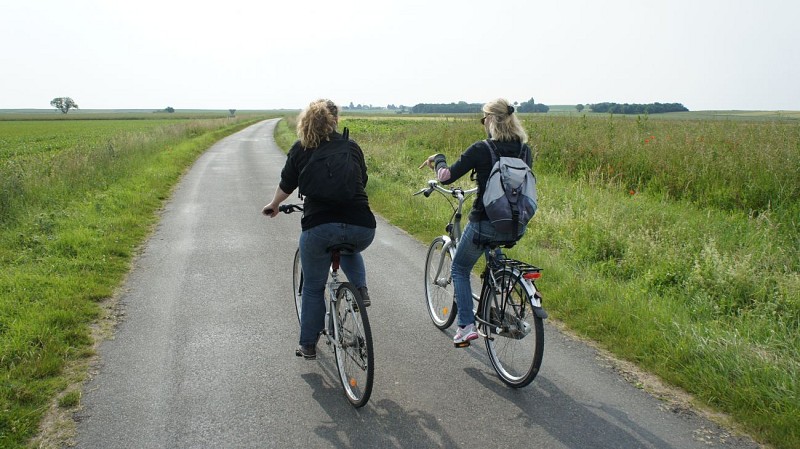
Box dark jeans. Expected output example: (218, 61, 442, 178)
(452, 221, 523, 327)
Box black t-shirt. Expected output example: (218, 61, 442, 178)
(433, 139, 532, 222)
(279, 132, 376, 231)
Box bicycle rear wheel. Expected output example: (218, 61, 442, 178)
(332, 282, 374, 407)
(424, 237, 457, 329)
(292, 247, 303, 324)
(481, 269, 544, 388)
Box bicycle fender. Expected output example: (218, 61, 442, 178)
(526, 283, 548, 319)
(526, 288, 547, 319)
(440, 235, 453, 252)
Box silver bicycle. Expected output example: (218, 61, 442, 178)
(273, 203, 374, 407)
(415, 180, 547, 388)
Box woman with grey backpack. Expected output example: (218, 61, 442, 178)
(419, 98, 536, 347)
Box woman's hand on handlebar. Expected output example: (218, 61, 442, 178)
(262, 203, 279, 218)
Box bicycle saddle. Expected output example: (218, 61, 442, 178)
(326, 243, 357, 254)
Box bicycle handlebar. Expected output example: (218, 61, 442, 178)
(264, 203, 304, 215)
(414, 180, 478, 199)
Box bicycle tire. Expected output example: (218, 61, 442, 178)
(332, 282, 374, 408)
(481, 268, 544, 388)
(292, 247, 303, 324)
(424, 237, 457, 330)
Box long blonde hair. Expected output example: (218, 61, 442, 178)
(297, 99, 338, 149)
(483, 98, 528, 143)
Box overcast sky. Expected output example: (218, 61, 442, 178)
(2, 0, 798, 111)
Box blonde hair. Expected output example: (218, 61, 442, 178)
(483, 98, 528, 143)
(297, 99, 339, 149)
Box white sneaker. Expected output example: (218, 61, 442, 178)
(453, 324, 478, 347)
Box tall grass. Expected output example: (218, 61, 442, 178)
(0, 115, 270, 448)
(283, 114, 798, 449)
(529, 115, 800, 247)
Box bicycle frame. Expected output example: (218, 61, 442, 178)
(414, 180, 477, 295)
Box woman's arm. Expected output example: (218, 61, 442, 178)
(262, 187, 291, 217)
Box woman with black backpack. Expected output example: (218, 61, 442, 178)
(263, 99, 376, 359)
(419, 98, 534, 347)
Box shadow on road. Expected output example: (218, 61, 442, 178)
(463, 366, 673, 449)
(301, 372, 461, 448)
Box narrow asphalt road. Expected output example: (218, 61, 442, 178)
(73, 119, 760, 449)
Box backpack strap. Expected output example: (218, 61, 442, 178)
(487, 139, 528, 162)
(306, 127, 350, 165)
(484, 139, 499, 165)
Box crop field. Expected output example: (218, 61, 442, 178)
(280, 112, 799, 448)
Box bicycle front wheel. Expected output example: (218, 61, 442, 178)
(481, 269, 544, 388)
(292, 247, 303, 324)
(332, 282, 374, 408)
(424, 237, 457, 330)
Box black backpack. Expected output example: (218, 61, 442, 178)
(298, 128, 361, 203)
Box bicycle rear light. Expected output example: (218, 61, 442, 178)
(523, 272, 541, 280)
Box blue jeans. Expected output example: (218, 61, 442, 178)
(452, 220, 523, 327)
(298, 223, 375, 346)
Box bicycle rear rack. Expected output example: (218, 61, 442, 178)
(489, 258, 542, 276)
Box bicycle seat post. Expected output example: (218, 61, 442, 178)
(329, 250, 341, 285)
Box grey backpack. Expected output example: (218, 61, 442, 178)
(482, 139, 538, 238)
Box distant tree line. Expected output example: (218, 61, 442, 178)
(343, 102, 387, 111)
(516, 98, 549, 113)
(411, 102, 483, 114)
(409, 98, 550, 114)
(589, 102, 688, 114)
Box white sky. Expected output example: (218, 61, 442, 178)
(2, 0, 798, 111)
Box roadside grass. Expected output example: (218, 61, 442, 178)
(275, 114, 798, 449)
(0, 115, 272, 448)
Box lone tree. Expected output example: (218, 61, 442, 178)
(229, 109, 236, 117)
(50, 97, 78, 114)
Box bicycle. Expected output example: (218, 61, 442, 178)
(415, 180, 547, 388)
(269, 203, 374, 408)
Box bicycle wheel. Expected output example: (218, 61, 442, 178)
(481, 269, 544, 388)
(292, 247, 303, 324)
(332, 282, 374, 407)
(424, 237, 457, 329)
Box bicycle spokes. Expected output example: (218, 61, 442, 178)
(332, 283, 374, 407)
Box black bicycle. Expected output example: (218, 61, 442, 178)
(416, 180, 546, 388)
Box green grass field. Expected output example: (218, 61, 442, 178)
(1, 110, 797, 448)
(0, 113, 274, 447)
(280, 112, 799, 449)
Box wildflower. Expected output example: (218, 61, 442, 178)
(629, 189, 636, 195)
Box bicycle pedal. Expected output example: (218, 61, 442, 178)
(453, 341, 471, 348)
